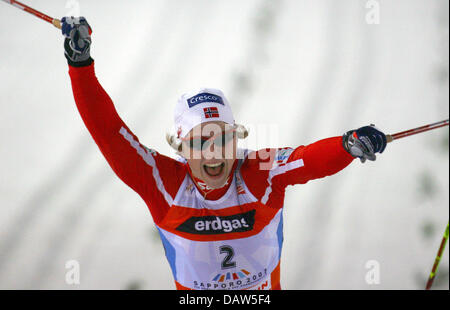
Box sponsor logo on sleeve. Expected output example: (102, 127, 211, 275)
(274, 148, 294, 166)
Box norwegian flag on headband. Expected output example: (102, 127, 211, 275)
(203, 107, 220, 118)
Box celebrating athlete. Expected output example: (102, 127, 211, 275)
(62, 16, 387, 290)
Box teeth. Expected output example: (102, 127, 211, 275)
(204, 162, 223, 168)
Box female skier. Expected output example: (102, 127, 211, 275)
(62, 17, 387, 290)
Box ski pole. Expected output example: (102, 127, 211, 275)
(1, 0, 61, 29)
(425, 222, 449, 290)
(386, 119, 449, 143)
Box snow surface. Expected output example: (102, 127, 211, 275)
(0, 0, 448, 289)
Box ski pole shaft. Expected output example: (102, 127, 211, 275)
(386, 119, 449, 143)
(1, 0, 61, 29)
(425, 222, 449, 290)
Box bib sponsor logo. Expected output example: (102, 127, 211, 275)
(187, 93, 224, 108)
(176, 210, 256, 235)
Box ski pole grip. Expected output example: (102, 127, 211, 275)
(52, 18, 61, 29)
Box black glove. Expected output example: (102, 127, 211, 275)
(61, 16, 93, 67)
(343, 125, 387, 163)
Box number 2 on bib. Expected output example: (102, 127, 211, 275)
(220, 245, 236, 270)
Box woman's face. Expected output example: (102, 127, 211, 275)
(181, 121, 237, 189)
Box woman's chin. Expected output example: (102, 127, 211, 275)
(201, 170, 229, 189)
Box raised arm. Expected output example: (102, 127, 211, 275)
(242, 126, 387, 196)
(62, 17, 185, 223)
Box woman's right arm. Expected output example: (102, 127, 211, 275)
(63, 17, 185, 223)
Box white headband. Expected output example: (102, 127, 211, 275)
(174, 88, 235, 139)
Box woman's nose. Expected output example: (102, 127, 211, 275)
(205, 140, 223, 159)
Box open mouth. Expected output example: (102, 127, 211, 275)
(203, 162, 225, 178)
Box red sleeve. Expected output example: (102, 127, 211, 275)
(68, 63, 185, 223)
(278, 136, 354, 186)
(241, 137, 354, 202)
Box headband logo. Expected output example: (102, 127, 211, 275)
(187, 93, 224, 108)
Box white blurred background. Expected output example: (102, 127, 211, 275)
(0, 0, 448, 290)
